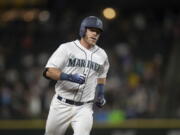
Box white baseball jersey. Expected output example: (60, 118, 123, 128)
(46, 39, 109, 102)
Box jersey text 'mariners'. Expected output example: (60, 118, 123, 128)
(67, 58, 101, 72)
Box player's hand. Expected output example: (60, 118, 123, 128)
(95, 96, 106, 108)
(69, 74, 85, 84)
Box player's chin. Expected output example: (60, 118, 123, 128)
(90, 40, 97, 45)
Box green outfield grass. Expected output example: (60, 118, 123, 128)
(1, 119, 180, 129)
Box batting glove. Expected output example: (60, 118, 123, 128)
(95, 96, 106, 108)
(60, 72, 85, 84)
(69, 74, 85, 84)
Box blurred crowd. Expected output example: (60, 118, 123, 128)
(0, 9, 180, 121)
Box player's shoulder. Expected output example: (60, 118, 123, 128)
(57, 40, 75, 49)
(95, 45, 108, 57)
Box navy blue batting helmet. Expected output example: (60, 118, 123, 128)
(79, 16, 103, 37)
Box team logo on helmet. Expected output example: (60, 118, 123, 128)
(96, 19, 102, 27)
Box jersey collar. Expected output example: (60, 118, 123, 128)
(74, 40, 98, 52)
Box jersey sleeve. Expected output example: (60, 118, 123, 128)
(45, 44, 68, 70)
(98, 55, 110, 78)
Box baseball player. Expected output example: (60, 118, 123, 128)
(43, 16, 109, 135)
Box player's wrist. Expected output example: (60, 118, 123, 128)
(96, 84, 105, 97)
(59, 72, 71, 81)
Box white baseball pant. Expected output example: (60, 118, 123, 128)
(45, 94, 93, 135)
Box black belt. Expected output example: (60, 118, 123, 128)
(57, 95, 93, 106)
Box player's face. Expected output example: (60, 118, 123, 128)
(84, 28, 101, 46)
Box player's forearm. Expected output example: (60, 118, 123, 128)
(97, 78, 106, 84)
(45, 68, 61, 81)
(44, 68, 85, 84)
(96, 78, 106, 96)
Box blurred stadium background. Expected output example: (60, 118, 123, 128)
(0, 0, 180, 135)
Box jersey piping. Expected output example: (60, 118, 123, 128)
(73, 41, 87, 102)
(73, 41, 99, 102)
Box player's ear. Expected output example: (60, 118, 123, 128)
(80, 28, 88, 39)
(84, 28, 88, 36)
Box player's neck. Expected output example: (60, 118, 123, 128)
(80, 38, 93, 50)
